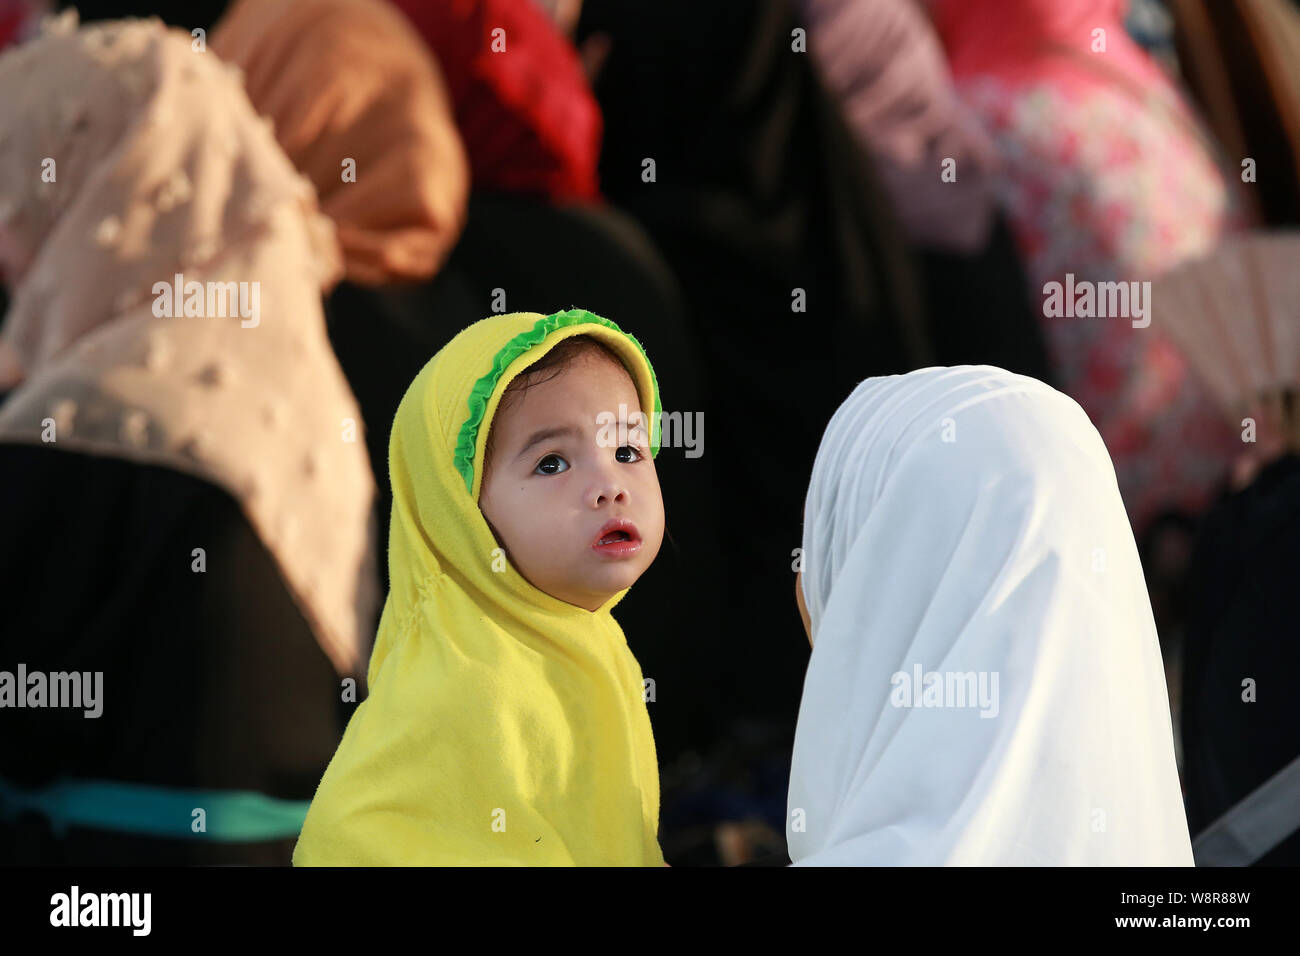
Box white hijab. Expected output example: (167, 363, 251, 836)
(790, 366, 1192, 865)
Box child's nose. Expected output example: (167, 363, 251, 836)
(593, 485, 628, 508)
(590, 471, 629, 508)
(589, 450, 632, 507)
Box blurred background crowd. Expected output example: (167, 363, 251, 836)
(0, 0, 1297, 866)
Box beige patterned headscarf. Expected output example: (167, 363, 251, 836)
(0, 15, 380, 677)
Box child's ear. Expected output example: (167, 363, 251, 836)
(795, 571, 812, 646)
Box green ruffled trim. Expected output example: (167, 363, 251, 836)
(453, 309, 662, 496)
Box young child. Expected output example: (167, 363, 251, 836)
(294, 309, 668, 865)
(788, 365, 1192, 865)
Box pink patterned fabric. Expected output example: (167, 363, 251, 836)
(796, 0, 1000, 253)
(930, 0, 1249, 530)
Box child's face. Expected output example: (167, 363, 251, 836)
(479, 351, 665, 611)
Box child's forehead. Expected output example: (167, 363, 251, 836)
(488, 356, 642, 438)
(507, 355, 638, 410)
(556, 347, 638, 384)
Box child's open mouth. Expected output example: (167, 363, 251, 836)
(591, 518, 642, 558)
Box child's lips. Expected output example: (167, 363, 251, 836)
(592, 519, 642, 557)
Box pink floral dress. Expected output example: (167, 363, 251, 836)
(954, 69, 1248, 532)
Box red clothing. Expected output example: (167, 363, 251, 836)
(0, 0, 35, 53)
(389, 0, 602, 201)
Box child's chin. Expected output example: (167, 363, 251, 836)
(581, 562, 645, 595)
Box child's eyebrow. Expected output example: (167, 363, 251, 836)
(513, 424, 586, 461)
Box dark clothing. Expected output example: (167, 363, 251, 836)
(54, 1, 232, 33)
(918, 213, 1055, 385)
(578, 0, 934, 729)
(0, 444, 348, 864)
(1181, 454, 1300, 865)
(737, 849, 793, 866)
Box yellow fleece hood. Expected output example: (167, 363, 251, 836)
(293, 309, 666, 866)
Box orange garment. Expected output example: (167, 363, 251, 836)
(213, 0, 470, 285)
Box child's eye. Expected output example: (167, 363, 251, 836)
(615, 445, 645, 464)
(535, 453, 569, 476)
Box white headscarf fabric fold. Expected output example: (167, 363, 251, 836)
(790, 366, 1192, 865)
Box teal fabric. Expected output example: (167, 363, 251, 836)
(0, 776, 310, 842)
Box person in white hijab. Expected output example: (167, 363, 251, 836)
(790, 365, 1192, 865)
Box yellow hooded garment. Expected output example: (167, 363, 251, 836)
(293, 309, 667, 866)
